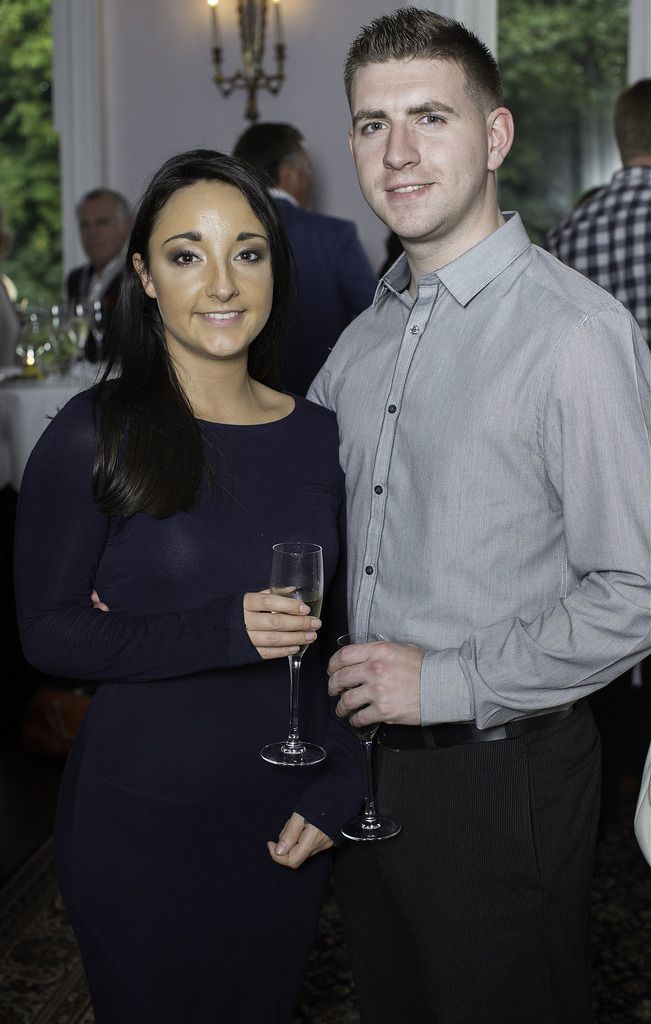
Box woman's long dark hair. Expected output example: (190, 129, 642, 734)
(93, 149, 291, 519)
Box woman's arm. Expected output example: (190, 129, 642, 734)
(15, 394, 318, 683)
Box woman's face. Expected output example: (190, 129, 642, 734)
(134, 180, 273, 375)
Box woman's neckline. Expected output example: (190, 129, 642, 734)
(195, 395, 297, 428)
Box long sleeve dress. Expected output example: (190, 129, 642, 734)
(14, 387, 362, 1024)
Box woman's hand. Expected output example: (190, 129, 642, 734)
(90, 589, 109, 611)
(267, 812, 334, 869)
(244, 590, 321, 660)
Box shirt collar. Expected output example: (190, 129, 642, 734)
(612, 164, 651, 184)
(269, 187, 300, 207)
(375, 213, 531, 308)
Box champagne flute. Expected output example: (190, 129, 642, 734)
(338, 632, 401, 840)
(260, 542, 326, 767)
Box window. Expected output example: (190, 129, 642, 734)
(0, 0, 62, 304)
(497, 0, 629, 243)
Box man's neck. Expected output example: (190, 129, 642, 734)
(623, 156, 651, 168)
(404, 208, 506, 298)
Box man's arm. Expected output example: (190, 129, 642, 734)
(329, 309, 651, 730)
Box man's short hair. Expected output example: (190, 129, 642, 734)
(614, 79, 651, 163)
(233, 123, 305, 186)
(344, 6, 503, 114)
(76, 188, 131, 221)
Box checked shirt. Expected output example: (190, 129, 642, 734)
(546, 165, 651, 343)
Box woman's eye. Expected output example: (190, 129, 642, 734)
(236, 249, 263, 263)
(172, 250, 199, 266)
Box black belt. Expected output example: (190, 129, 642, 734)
(377, 705, 575, 751)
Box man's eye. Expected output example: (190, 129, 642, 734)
(361, 122, 385, 135)
(420, 114, 444, 126)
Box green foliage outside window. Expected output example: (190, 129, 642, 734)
(0, 0, 62, 305)
(498, 0, 628, 244)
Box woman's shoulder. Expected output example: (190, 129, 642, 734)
(292, 394, 338, 431)
(31, 385, 100, 462)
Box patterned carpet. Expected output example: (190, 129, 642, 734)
(0, 796, 649, 1024)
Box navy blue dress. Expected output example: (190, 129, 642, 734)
(14, 389, 362, 1023)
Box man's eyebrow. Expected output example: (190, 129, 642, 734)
(352, 109, 387, 128)
(352, 101, 457, 128)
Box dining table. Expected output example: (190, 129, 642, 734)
(0, 363, 100, 491)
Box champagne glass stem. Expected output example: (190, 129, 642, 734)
(285, 652, 304, 751)
(361, 740, 378, 819)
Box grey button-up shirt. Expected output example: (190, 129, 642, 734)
(308, 213, 651, 729)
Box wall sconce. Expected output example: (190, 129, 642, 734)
(207, 0, 285, 123)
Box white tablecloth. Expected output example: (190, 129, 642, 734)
(0, 365, 99, 490)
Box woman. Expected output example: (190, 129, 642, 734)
(14, 150, 361, 1023)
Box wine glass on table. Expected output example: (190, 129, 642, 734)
(260, 542, 326, 767)
(68, 303, 90, 362)
(337, 633, 401, 841)
(88, 300, 105, 362)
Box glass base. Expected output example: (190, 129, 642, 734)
(260, 740, 326, 767)
(341, 814, 402, 841)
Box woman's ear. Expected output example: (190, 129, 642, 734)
(132, 253, 157, 299)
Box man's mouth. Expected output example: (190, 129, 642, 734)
(388, 183, 430, 194)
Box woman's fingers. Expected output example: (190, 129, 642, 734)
(243, 590, 322, 659)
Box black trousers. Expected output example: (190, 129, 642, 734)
(334, 702, 600, 1024)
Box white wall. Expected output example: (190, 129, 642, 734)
(55, 0, 496, 274)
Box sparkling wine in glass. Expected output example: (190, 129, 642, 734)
(260, 542, 326, 767)
(338, 632, 401, 840)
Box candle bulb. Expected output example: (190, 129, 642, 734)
(272, 0, 284, 46)
(208, 0, 221, 49)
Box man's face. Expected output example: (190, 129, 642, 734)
(77, 194, 130, 271)
(349, 58, 502, 263)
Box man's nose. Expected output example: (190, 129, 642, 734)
(383, 125, 420, 170)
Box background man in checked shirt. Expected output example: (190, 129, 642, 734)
(546, 78, 651, 344)
(308, 9, 651, 1023)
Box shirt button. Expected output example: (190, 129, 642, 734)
(388, 404, 397, 414)
(374, 485, 383, 494)
(365, 565, 374, 575)
(410, 324, 420, 335)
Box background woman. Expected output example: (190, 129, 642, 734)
(14, 150, 361, 1023)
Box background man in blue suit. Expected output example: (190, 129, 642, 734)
(233, 123, 377, 395)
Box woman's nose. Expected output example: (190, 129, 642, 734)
(206, 263, 239, 302)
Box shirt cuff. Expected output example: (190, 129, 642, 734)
(420, 648, 475, 725)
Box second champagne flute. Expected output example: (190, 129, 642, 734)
(260, 542, 326, 767)
(337, 632, 401, 840)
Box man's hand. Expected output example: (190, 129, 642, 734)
(327, 640, 425, 727)
(244, 590, 321, 660)
(267, 812, 334, 869)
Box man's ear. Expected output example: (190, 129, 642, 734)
(487, 107, 514, 172)
(132, 253, 156, 299)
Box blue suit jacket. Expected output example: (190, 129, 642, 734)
(275, 198, 377, 395)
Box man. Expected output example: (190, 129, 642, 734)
(306, 9, 650, 1023)
(67, 188, 131, 360)
(546, 78, 651, 343)
(233, 123, 377, 394)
